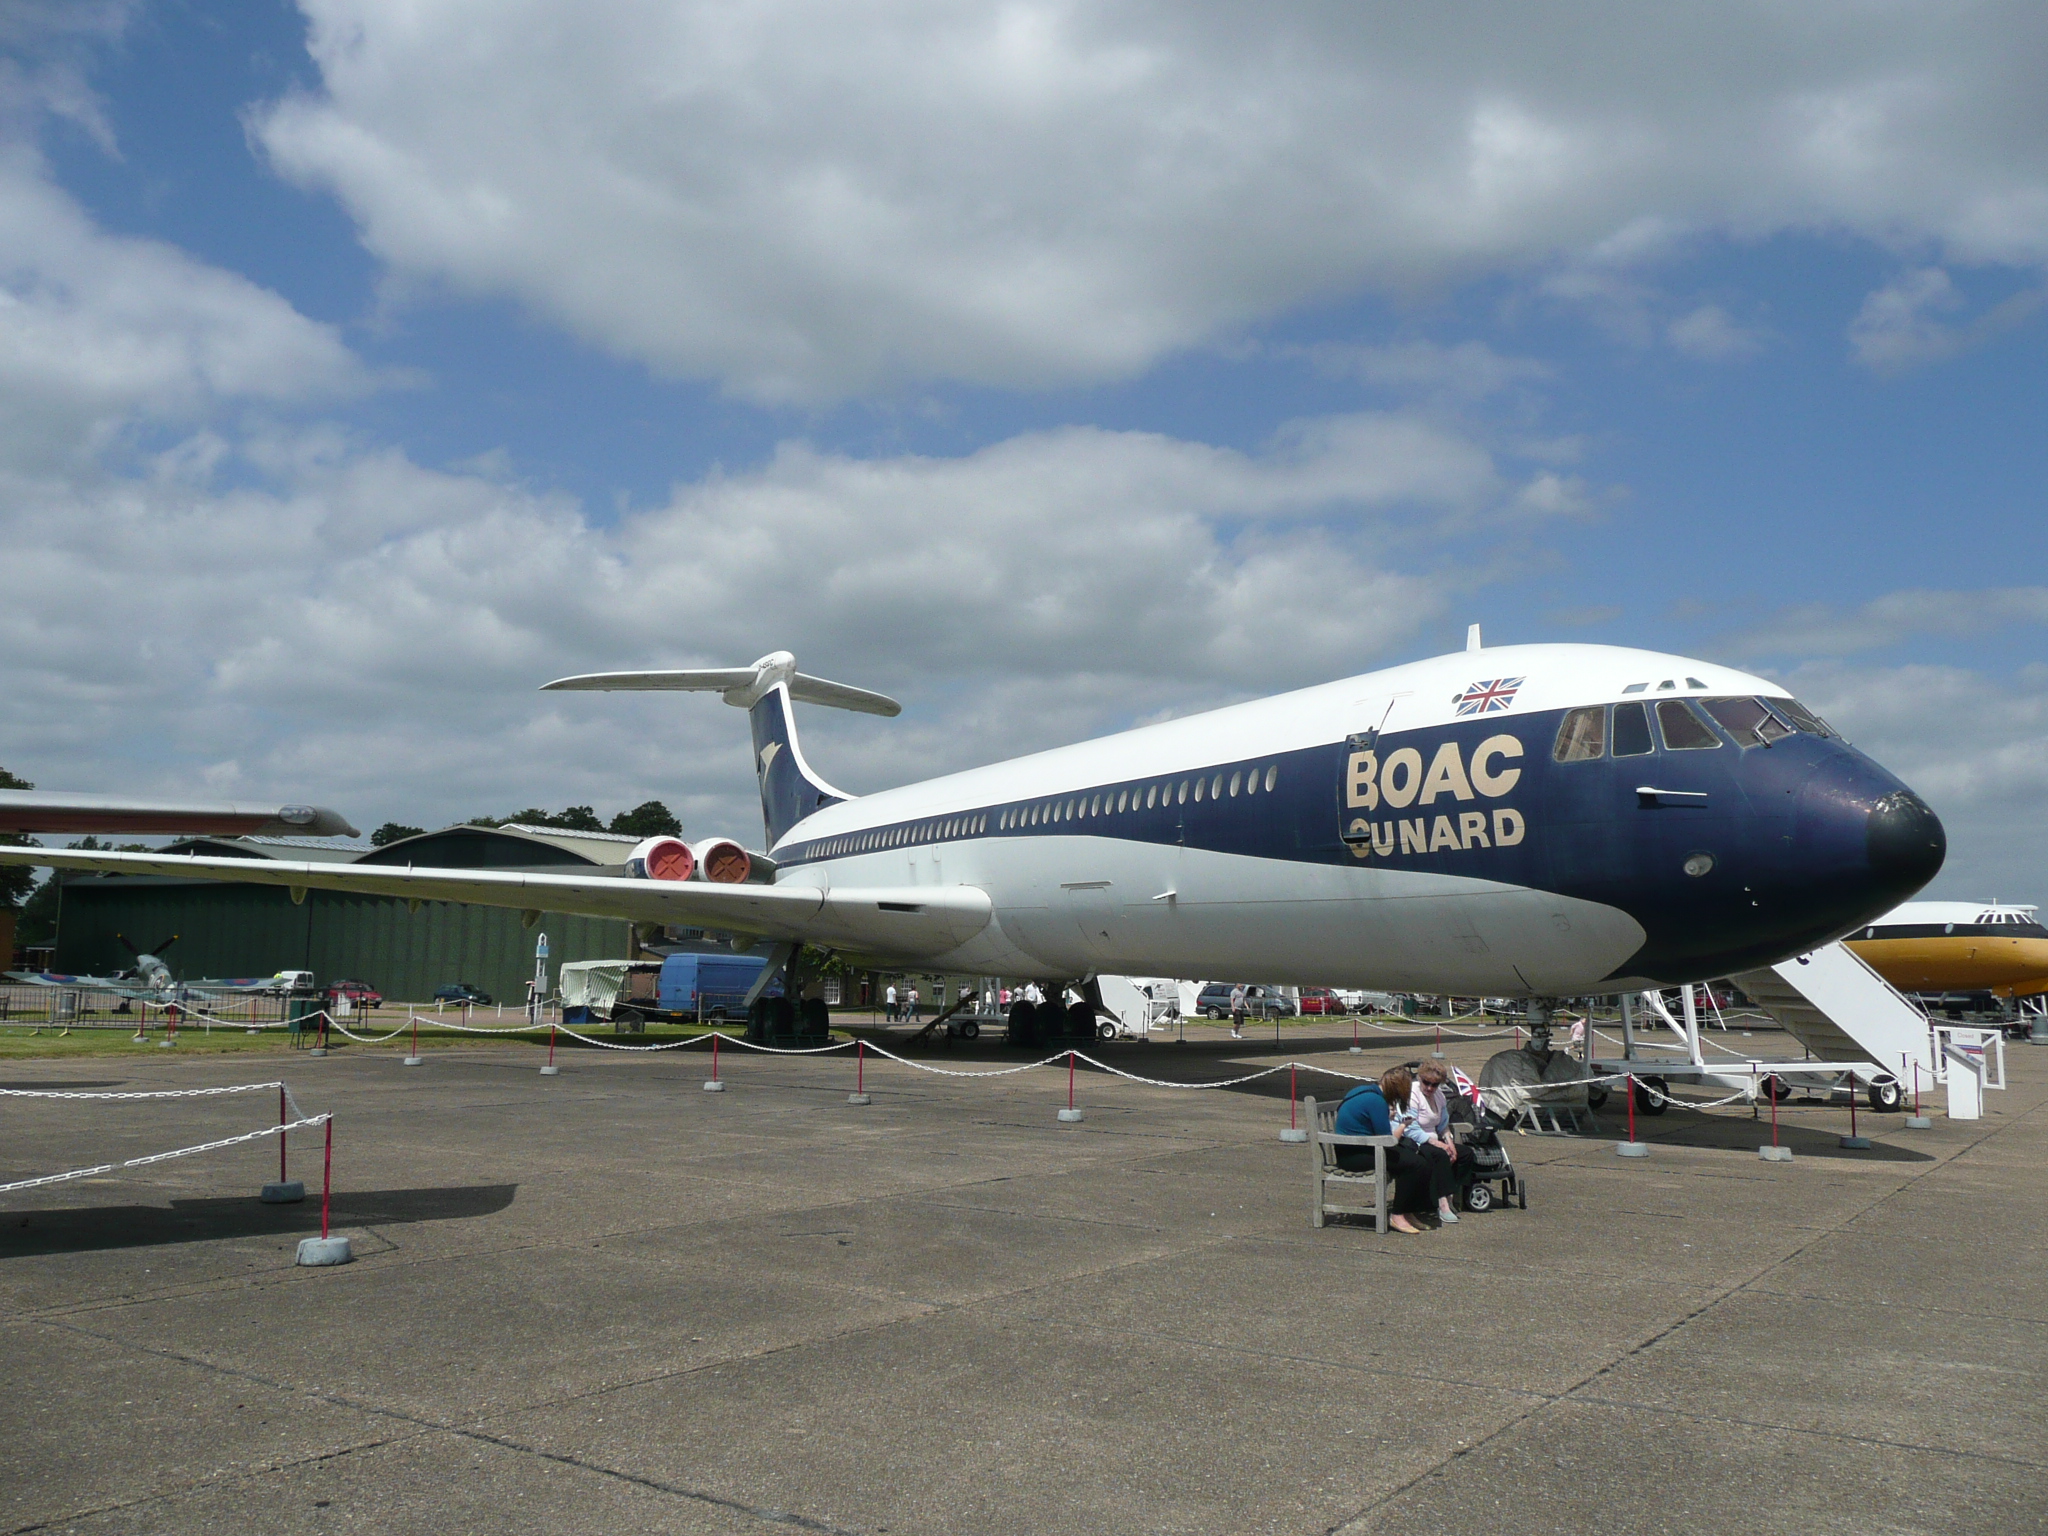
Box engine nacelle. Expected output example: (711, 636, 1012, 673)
(691, 837, 753, 884)
(626, 836, 695, 881)
(689, 838, 776, 884)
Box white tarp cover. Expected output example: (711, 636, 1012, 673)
(560, 960, 633, 1017)
(1477, 1045, 1596, 1115)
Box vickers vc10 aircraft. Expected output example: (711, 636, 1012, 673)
(0, 642, 1945, 1037)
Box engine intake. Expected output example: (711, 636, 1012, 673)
(691, 838, 753, 884)
(626, 836, 695, 881)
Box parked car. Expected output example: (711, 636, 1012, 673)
(1297, 987, 1348, 1015)
(1195, 983, 1296, 1019)
(434, 982, 493, 1006)
(323, 978, 384, 1009)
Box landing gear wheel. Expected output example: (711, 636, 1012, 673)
(1067, 1001, 1095, 1042)
(1464, 1182, 1495, 1213)
(960, 1020, 980, 1041)
(1868, 1077, 1903, 1112)
(1760, 1074, 1793, 1103)
(799, 997, 830, 1039)
(1006, 1000, 1038, 1048)
(1632, 1075, 1670, 1115)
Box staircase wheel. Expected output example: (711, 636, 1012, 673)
(960, 1019, 980, 1041)
(1760, 1074, 1793, 1103)
(1868, 1078, 1903, 1112)
(1632, 1075, 1670, 1115)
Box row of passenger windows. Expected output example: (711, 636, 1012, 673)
(1553, 695, 1832, 763)
(802, 761, 1286, 859)
(811, 813, 989, 859)
(995, 763, 1281, 831)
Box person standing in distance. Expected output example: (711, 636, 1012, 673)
(884, 981, 898, 1023)
(1229, 985, 1248, 1040)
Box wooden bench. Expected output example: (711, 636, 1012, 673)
(1304, 1095, 1401, 1233)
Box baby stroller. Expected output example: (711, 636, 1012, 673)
(1448, 1102, 1526, 1213)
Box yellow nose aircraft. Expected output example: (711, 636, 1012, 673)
(1845, 901, 2048, 997)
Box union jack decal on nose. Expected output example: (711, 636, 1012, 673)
(1452, 677, 1524, 715)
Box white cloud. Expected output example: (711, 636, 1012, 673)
(0, 403, 1550, 841)
(1725, 587, 2048, 659)
(0, 147, 367, 465)
(1847, 267, 1965, 372)
(1666, 303, 1765, 360)
(1848, 266, 2045, 373)
(252, 0, 2048, 399)
(1298, 339, 1551, 400)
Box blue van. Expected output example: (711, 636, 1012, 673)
(656, 953, 780, 1021)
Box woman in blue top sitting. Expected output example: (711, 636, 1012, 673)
(1335, 1066, 1433, 1234)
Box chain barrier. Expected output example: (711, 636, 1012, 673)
(0, 1113, 332, 1195)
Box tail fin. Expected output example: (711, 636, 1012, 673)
(748, 682, 854, 845)
(542, 651, 899, 847)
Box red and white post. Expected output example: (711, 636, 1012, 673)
(848, 1038, 872, 1105)
(1058, 1049, 1084, 1122)
(1279, 1061, 1308, 1142)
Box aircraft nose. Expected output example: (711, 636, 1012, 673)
(1866, 788, 1945, 896)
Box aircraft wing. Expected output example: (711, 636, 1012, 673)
(3, 970, 138, 991)
(0, 791, 358, 838)
(0, 847, 991, 961)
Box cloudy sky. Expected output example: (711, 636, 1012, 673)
(1, 0, 2044, 897)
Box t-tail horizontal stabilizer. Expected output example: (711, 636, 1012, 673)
(541, 651, 897, 846)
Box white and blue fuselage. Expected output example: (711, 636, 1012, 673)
(754, 643, 1944, 994)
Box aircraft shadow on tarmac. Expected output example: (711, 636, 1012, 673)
(0, 1183, 518, 1257)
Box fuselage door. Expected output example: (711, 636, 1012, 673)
(1340, 693, 1410, 849)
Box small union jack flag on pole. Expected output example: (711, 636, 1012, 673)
(1451, 1066, 1483, 1106)
(1453, 677, 1524, 716)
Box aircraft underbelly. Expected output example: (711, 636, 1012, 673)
(933, 840, 1642, 994)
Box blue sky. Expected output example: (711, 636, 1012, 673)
(3, 1, 2045, 897)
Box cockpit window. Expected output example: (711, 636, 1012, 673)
(1702, 696, 1792, 746)
(1656, 699, 1722, 750)
(1612, 701, 1653, 757)
(1553, 706, 1606, 762)
(1770, 697, 1834, 737)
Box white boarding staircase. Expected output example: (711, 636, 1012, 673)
(1731, 941, 1934, 1081)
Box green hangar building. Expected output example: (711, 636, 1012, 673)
(49, 824, 643, 1004)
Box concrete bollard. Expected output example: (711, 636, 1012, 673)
(260, 1180, 305, 1203)
(296, 1235, 352, 1266)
